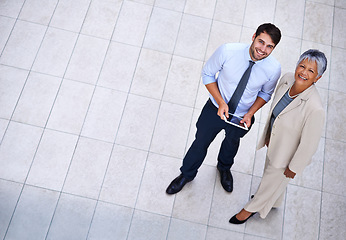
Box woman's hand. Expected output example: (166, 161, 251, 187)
(284, 167, 296, 179)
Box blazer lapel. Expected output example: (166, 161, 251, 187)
(269, 81, 290, 114)
(279, 83, 315, 116)
(279, 96, 304, 115)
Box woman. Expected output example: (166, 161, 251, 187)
(229, 49, 327, 224)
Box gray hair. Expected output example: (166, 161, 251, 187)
(297, 49, 327, 77)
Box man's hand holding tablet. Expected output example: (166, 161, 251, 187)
(223, 113, 248, 130)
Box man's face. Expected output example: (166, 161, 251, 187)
(249, 32, 276, 61)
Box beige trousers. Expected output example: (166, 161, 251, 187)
(244, 156, 290, 219)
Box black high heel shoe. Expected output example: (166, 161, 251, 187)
(229, 212, 256, 224)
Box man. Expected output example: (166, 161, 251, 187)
(166, 23, 282, 194)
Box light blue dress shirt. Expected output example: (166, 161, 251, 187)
(202, 43, 281, 116)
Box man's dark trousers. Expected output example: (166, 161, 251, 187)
(180, 100, 254, 180)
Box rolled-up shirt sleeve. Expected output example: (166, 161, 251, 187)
(257, 67, 281, 102)
(201, 44, 226, 85)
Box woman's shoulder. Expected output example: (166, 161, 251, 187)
(276, 72, 294, 88)
(302, 85, 325, 118)
(281, 72, 295, 83)
(309, 86, 324, 109)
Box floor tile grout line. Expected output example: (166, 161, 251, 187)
(5, 15, 344, 54)
(1, 3, 345, 60)
(272, 1, 289, 239)
(239, 0, 258, 238)
(2, 183, 26, 240)
(244, 0, 282, 236)
(37, 0, 102, 238)
(9, 81, 346, 144)
(9, 168, 345, 195)
(5, 175, 344, 209)
(0, 18, 16, 59)
(0, 0, 344, 238)
(317, 3, 337, 239)
(10, 0, 61, 132)
(77, 1, 140, 238)
(120, 4, 207, 236)
(0, 1, 74, 146)
(281, 0, 307, 237)
(200, 1, 227, 237)
(110, 2, 165, 239)
(0, 0, 26, 59)
(0, 0, 29, 145)
(187, 0, 219, 175)
(0, 132, 339, 192)
(0, 32, 342, 88)
(4, 0, 107, 147)
(134, 2, 197, 239)
(1, 3, 214, 148)
(117, 0, 224, 236)
(1, 0, 61, 238)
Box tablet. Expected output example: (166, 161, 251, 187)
(223, 113, 248, 130)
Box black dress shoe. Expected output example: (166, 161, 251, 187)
(229, 212, 256, 224)
(166, 174, 191, 194)
(217, 167, 233, 192)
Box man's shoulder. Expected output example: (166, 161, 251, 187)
(214, 43, 248, 61)
(222, 42, 248, 51)
(262, 54, 281, 69)
(256, 55, 281, 79)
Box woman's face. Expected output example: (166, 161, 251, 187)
(294, 58, 321, 89)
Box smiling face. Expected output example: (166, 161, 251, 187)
(294, 58, 322, 90)
(249, 32, 276, 61)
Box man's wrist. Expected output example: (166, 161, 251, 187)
(245, 112, 254, 117)
(217, 100, 227, 108)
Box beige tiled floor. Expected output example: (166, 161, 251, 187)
(0, 0, 346, 239)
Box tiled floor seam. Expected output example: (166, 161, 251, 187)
(1, 3, 59, 235)
(41, 1, 97, 238)
(117, 2, 166, 239)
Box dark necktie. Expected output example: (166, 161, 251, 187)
(228, 60, 255, 114)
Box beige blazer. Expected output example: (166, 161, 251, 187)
(257, 73, 325, 174)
